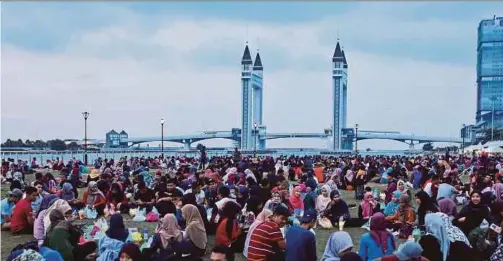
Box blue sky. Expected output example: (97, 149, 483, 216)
(2, 2, 503, 149)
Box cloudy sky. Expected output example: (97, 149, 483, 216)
(1, 2, 502, 149)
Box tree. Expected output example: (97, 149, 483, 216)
(33, 140, 47, 149)
(422, 143, 434, 151)
(49, 139, 67, 151)
(25, 139, 34, 147)
(67, 142, 80, 151)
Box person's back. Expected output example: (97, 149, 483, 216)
(358, 232, 394, 261)
(247, 220, 284, 261)
(285, 225, 316, 261)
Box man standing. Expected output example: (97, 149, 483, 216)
(247, 205, 288, 261)
(10, 186, 38, 234)
(285, 209, 317, 261)
(1, 188, 23, 230)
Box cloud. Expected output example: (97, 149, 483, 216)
(1, 2, 496, 149)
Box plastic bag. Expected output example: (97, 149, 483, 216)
(146, 212, 159, 222)
(318, 217, 333, 229)
(133, 208, 146, 222)
(140, 236, 153, 251)
(95, 217, 109, 231)
(129, 208, 137, 217)
(152, 207, 159, 214)
(131, 232, 142, 243)
(84, 206, 98, 219)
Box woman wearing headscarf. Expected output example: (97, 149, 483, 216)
(359, 192, 379, 223)
(378, 241, 428, 261)
(383, 191, 402, 217)
(453, 190, 493, 235)
(385, 194, 416, 238)
(106, 183, 129, 214)
(290, 185, 305, 218)
(419, 213, 474, 261)
(180, 204, 207, 258)
(43, 199, 72, 235)
(118, 243, 142, 261)
(323, 190, 350, 227)
(236, 187, 249, 207)
(147, 214, 183, 261)
(34, 194, 59, 242)
(316, 185, 333, 217)
(394, 180, 410, 198)
(106, 214, 129, 242)
(358, 213, 396, 261)
(243, 209, 273, 258)
(385, 180, 397, 204)
(322, 231, 355, 261)
(81, 181, 106, 215)
(416, 190, 439, 228)
(44, 209, 97, 261)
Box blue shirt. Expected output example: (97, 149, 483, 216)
(285, 225, 317, 261)
(358, 232, 395, 261)
(1, 198, 15, 224)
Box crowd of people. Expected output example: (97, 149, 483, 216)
(1, 150, 503, 261)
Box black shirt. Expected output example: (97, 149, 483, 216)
(135, 189, 155, 202)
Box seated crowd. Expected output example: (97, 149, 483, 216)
(1, 151, 503, 261)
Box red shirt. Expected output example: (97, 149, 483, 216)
(247, 220, 284, 261)
(10, 198, 32, 233)
(215, 218, 241, 247)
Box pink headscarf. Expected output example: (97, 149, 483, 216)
(290, 186, 304, 210)
(360, 192, 374, 218)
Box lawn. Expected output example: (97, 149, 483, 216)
(1, 170, 388, 261)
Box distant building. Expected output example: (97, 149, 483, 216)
(463, 16, 503, 144)
(106, 130, 120, 148)
(105, 130, 129, 148)
(476, 16, 503, 132)
(119, 130, 129, 147)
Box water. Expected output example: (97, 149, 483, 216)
(1, 149, 418, 163)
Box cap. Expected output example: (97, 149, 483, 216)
(8, 189, 23, 198)
(299, 209, 317, 223)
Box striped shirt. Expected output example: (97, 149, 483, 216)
(247, 220, 284, 261)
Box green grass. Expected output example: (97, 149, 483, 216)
(0, 170, 389, 260)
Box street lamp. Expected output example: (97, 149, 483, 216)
(82, 111, 90, 165)
(161, 118, 165, 158)
(462, 124, 466, 156)
(254, 122, 258, 157)
(355, 123, 359, 156)
(491, 96, 498, 141)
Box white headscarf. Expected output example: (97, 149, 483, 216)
(43, 199, 71, 235)
(322, 231, 354, 261)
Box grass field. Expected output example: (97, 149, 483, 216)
(0, 170, 388, 261)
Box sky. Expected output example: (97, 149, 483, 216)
(1, 2, 502, 150)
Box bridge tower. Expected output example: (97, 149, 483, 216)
(252, 50, 266, 150)
(241, 43, 254, 149)
(332, 41, 348, 150)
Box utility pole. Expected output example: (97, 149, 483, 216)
(355, 123, 359, 156)
(161, 118, 165, 158)
(253, 122, 258, 157)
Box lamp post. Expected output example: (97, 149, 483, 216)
(161, 118, 165, 159)
(355, 123, 359, 156)
(254, 122, 258, 157)
(462, 124, 466, 156)
(82, 112, 90, 165)
(491, 96, 498, 141)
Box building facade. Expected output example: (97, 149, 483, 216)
(332, 41, 349, 150)
(476, 16, 503, 131)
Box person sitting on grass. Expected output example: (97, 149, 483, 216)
(210, 246, 235, 261)
(1, 188, 23, 231)
(323, 190, 351, 228)
(359, 212, 396, 261)
(10, 186, 38, 234)
(44, 209, 97, 261)
(285, 208, 318, 261)
(133, 181, 156, 213)
(82, 181, 106, 215)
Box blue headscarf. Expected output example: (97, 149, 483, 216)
(383, 191, 402, 216)
(36, 194, 59, 218)
(425, 213, 450, 261)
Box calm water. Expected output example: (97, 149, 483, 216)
(1, 149, 416, 163)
